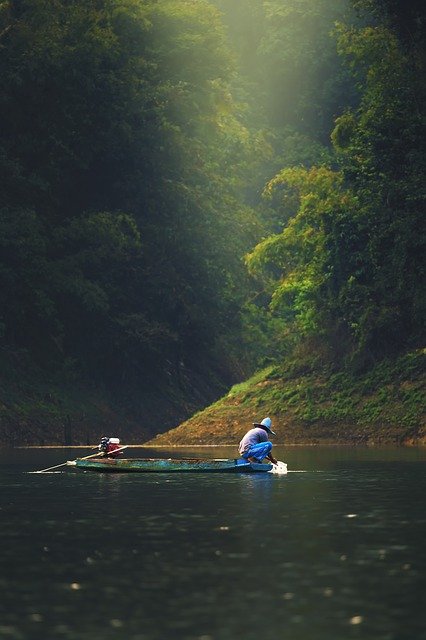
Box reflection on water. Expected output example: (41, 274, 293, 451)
(0, 446, 425, 640)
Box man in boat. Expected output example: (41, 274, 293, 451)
(238, 417, 278, 465)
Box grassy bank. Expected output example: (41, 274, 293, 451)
(147, 349, 426, 446)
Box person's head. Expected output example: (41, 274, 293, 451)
(253, 417, 276, 435)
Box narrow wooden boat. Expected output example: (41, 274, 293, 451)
(73, 457, 273, 473)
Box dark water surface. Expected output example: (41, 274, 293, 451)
(0, 446, 425, 640)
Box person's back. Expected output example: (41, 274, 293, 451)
(238, 427, 267, 456)
(238, 417, 278, 465)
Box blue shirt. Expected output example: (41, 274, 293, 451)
(238, 427, 268, 455)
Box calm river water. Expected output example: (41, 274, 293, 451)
(0, 445, 425, 640)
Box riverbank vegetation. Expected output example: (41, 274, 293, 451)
(148, 349, 425, 446)
(0, 0, 424, 445)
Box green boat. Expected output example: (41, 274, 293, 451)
(73, 457, 274, 473)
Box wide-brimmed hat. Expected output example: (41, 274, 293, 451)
(253, 417, 276, 435)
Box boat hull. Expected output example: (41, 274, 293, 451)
(74, 457, 273, 473)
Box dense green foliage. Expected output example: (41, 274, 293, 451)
(212, 0, 364, 366)
(0, 0, 267, 400)
(0, 0, 423, 440)
(246, 0, 425, 367)
(213, 0, 360, 141)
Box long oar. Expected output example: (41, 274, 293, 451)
(66, 446, 128, 468)
(31, 446, 127, 473)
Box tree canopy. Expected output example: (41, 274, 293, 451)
(0, 0, 423, 426)
(0, 0, 268, 396)
(246, 0, 425, 367)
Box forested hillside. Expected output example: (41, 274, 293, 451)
(0, 0, 267, 443)
(0, 0, 424, 445)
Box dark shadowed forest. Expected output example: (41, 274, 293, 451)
(0, 0, 424, 445)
